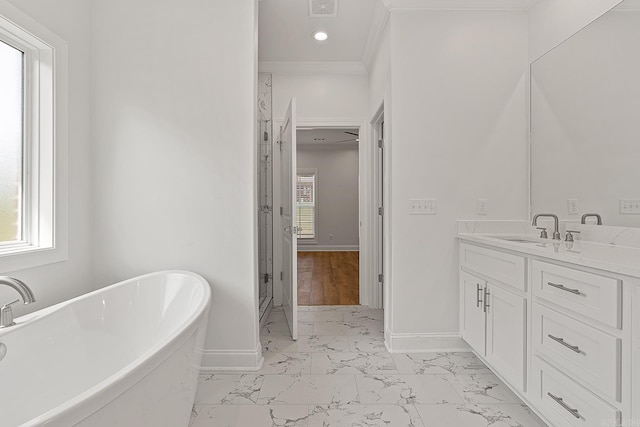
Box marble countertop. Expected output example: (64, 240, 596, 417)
(458, 233, 640, 278)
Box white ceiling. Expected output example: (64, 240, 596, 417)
(258, 0, 377, 63)
(297, 128, 359, 147)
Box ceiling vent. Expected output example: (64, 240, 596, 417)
(309, 0, 338, 17)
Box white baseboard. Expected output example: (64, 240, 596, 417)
(297, 245, 359, 252)
(199, 346, 264, 372)
(385, 330, 470, 353)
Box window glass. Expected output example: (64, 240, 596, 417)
(0, 40, 23, 244)
(296, 172, 316, 239)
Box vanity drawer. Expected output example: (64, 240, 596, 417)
(531, 357, 620, 427)
(532, 260, 621, 328)
(533, 304, 620, 402)
(460, 243, 526, 291)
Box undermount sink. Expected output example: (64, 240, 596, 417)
(486, 235, 544, 244)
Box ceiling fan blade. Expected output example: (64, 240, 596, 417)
(335, 138, 358, 143)
(344, 131, 359, 136)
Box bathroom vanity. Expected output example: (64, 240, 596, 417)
(458, 232, 640, 426)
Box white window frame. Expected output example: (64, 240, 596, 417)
(0, 3, 68, 272)
(296, 168, 318, 244)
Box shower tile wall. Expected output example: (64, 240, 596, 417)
(258, 73, 273, 319)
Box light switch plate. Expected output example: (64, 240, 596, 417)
(620, 199, 640, 214)
(410, 199, 437, 215)
(567, 199, 578, 215)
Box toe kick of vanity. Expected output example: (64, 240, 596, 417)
(458, 237, 640, 427)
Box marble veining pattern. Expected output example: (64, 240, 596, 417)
(191, 306, 546, 427)
(459, 232, 640, 278)
(392, 352, 492, 375)
(576, 223, 640, 249)
(457, 219, 640, 278)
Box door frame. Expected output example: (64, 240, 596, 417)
(370, 106, 385, 309)
(272, 118, 378, 308)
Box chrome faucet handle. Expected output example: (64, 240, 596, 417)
(536, 227, 548, 239)
(0, 299, 20, 328)
(565, 230, 581, 242)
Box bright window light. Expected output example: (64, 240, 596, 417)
(0, 40, 24, 244)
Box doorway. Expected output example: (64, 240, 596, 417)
(296, 128, 360, 306)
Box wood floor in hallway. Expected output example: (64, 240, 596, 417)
(297, 251, 359, 305)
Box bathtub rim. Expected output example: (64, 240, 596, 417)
(6, 270, 212, 427)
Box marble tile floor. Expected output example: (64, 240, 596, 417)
(191, 306, 546, 427)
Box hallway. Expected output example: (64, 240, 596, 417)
(297, 251, 359, 305)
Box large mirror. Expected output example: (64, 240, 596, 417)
(530, 0, 640, 227)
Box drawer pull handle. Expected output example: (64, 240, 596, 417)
(476, 283, 483, 308)
(548, 334, 581, 353)
(547, 392, 581, 419)
(547, 282, 581, 295)
(483, 287, 490, 313)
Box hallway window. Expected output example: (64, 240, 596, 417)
(296, 169, 317, 240)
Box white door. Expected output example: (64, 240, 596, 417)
(485, 283, 526, 391)
(460, 271, 486, 354)
(280, 98, 297, 340)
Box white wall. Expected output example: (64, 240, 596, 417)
(0, 0, 93, 316)
(272, 73, 370, 122)
(298, 145, 360, 248)
(91, 0, 261, 370)
(368, 23, 390, 117)
(367, 17, 392, 313)
(528, 0, 622, 62)
(387, 10, 529, 349)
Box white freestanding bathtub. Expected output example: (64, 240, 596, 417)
(0, 270, 211, 427)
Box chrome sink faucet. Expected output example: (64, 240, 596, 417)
(0, 276, 36, 328)
(581, 213, 602, 225)
(532, 213, 561, 240)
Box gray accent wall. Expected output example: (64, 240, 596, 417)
(298, 145, 359, 250)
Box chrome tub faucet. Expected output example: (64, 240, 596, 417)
(0, 276, 36, 328)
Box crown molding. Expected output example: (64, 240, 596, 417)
(258, 61, 367, 75)
(387, 0, 537, 10)
(362, 0, 391, 72)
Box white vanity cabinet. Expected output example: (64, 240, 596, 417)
(458, 237, 639, 427)
(632, 285, 640, 422)
(530, 260, 623, 426)
(460, 243, 527, 392)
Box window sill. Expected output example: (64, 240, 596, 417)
(0, 245, 68, 273)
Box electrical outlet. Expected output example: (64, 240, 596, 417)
(620, 199, 640, 214)
(567, 199, 579, 215)
(410, 199, 437, 215)
(329, 234, 333, 240)
(477, 199, 489, 215)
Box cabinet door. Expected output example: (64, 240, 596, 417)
(486, 283, 526, 392)
(461, 271, 486, 354)
(633, 285, 640, 422)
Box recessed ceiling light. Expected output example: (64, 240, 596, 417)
(313, 31, 328, 42)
